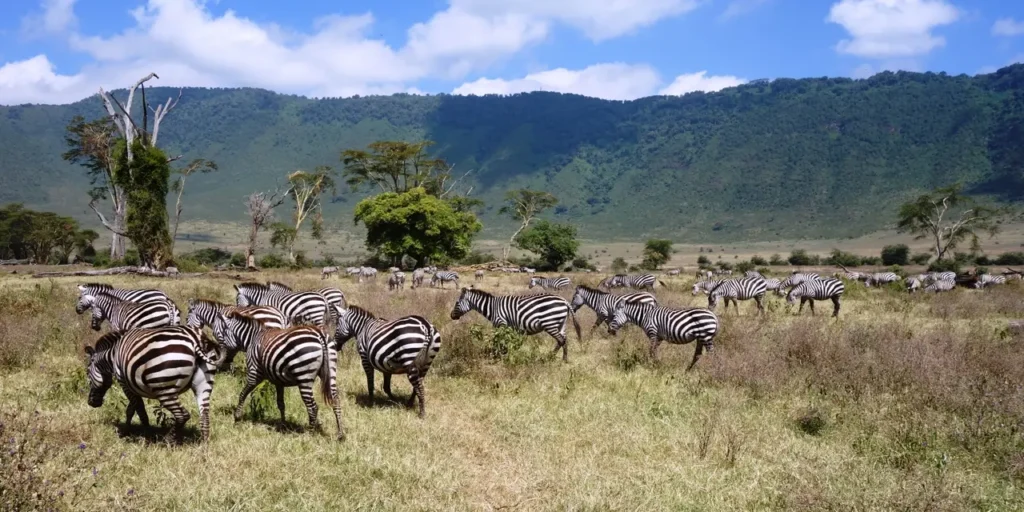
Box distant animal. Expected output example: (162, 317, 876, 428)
(864, 272, 901, 287)
(776, 272, 820, 296)
(388, 272, 406, 291)
(692, 278, 723, 296)
(359, 267, 378, 282)
(412, 269, 427, 288)
(786, 277, 844, 317)
(431, 271, 459, 289)
(529, 276, 571, 290)
(975, 274, 1007, 288)
(475, 270, 485, 281)
(707, 277, 768, 315)
(601, 273, 658, 290)
(665, 269, 681, 276)
(322, 266, 339, 279)
(606, 302, 719, 370)
(923, 279, 956, 293)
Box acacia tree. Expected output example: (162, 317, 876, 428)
(514, 220, 579, 271)
(642, 239, 674, 270)
(272, 166, 336, 263)
(499, 189, 558, 262)
(170, 159, 218, 252)
(62, 116, 121, 258)
(341, 140, 472, 196)
(244, 190, 286, 268)
(897, 184, 1006, 261)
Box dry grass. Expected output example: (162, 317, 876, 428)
(1, 270, 1023, 511)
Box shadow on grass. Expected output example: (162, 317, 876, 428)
(346, 390, 413, 411)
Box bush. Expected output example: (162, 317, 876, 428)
(975, 255, 992, 265)
(928, 259, 961, 273)
(123, 248, 140, 266)
(750, 255, 768, 266)
(881, 244, 910, 266)
(796, 407, 828, 436)
(697, 255, 710, 266)
(293, 251, 309, 268)
(627, 264, 641, 272)
(994, 252, 1024, 265)
(571, 257, 594, 271)
(716, 261, 733, 271)
(911, 253, 932, 265)
(735, 261, 755, 273)
(611, 257, 628, 273)
(828, 249, 861, 267)
(788, 249, 812, 266)
(259, 253, 288, 268)
(460, 250, 496, 265)
(861, 256, 882, 266)
(179, 247, 233, 266)
(174, 257, 208, 273)
(769, 253, 786, 266)
(757, 267, 772, 276)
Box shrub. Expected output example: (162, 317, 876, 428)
(788, 249, 812, 266)
(174, 257, 207, 273)
(736, 261, 755, 273)
(796, 407, 828, 436)
(881, 244, 910, 265)
(293, 251, 309, 268)
(928, 259, 961, 273)
(716, 261, 733, 271)
(571, 257, 594, 271)
(911, 253, 932, 265)
(179, 247, 233, 266)
(828, 249, 861, 267)
(611, 257, 628, 273)
(460, 250, 496, 265)
(697, 255, 710, 266)
(994, 252, 1024, 265)
(229, 252, 247, 267)
(259, 253, 288, 268)
(862, 256, 882, 266)
(769, 253, 786, 266)
(750, 255, 768, 266)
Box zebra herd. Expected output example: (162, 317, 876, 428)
(691, 271, 845, 317)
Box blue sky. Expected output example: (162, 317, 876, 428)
(1, 0, 1023, 104)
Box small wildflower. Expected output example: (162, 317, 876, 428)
(78, 442, 86, 450)
(92, 467, 98, 477)
(127, 489, 135, 496)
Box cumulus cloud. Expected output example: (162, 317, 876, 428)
(993, 18, 1024, 37)
(453, 65, 745, 100)
(827, 0, 959, 58)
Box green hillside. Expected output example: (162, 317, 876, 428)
(3, 65, 1024, 241)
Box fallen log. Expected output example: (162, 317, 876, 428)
(0, 259, 31, 265)
(31, 266, 252, 281)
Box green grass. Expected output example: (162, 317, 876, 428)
(2, 270, 1023, 510)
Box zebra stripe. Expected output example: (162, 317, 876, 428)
(388, 272, 406, 291)
(787, 277, 845, 317)
(529, 276, 572, 290)
(975, 274, 1007, 288)
(335, 306, 441, 418)
(213, 311, 344, 440)
(569, 285, 658, 333)
(865, 272, 901, 287)
(185, 299, 288, 369)
(601, 274, 657, 290)
(707, 277, 768, 314)
(607, 302, 719, 371)
(776, 272, 820, 295)
(924, 279, 956, 293)
(450, 287, 581, 362)
(691, 278, 723, 296)
(76, 293, 178, 332)
(431, 271, 459, 288)
(77, 283, 169, 303)
(762, 278, 782, 292)
(234, 283, 329, 326)
(744, 271, 764, 279)
(84, 326, 223, 443)
(265, 281, 346, 311)
(359, 267, 378, 282)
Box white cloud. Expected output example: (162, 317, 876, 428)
(721, 0, 769, 20)
(827, 0, 959, 58)
(993, 18, 1024, 37)
(453, 65, 745, 100)
(0, 55, 83, 104)
(20, 0, 78, 37)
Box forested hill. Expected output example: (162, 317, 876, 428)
(3, 64, 1024, 241)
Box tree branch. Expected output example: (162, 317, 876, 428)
(88, 200, 128, 236)
(150, 88, 181, 147)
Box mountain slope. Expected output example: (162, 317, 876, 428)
(3, 65, 1024, 241)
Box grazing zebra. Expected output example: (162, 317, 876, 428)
(388, 267, 400, 273)
(762, 278, 782, 292)
(186, 299, 288, 369)
(665, 269, 681, 276)
(776, 272, 820, 295)
(865, 272, 901, 287)
(431, 271, 459, 289)
(265, 281, 346, 311)
(475, 270, 485, 281)
(714, 269, 733, 276)
(834, 271, 868, 281)
(691, 277, 723, 296)
(77, 283, 170, 304)
(906, 277, 922, 293)
(601, 273, 658, 290)
(569, 285, 658, 332)
(606, 302, 719, 370)
(335, 306, 441, 418)
(926, 271, 956, 283)
(529, 276, 572, 290)
(358, 267, 378, 282)
(76, 293, 178, 332)
(212, 311, 344, 440)
(695, 270, 713, 279)
(234, 283, 329, 326)
(707, 277, 768, 314)
(84, 326, 223, 443)
(744, 271, 764, 279)
(411, 269, 427, 288)
(786, 277, 845, 317)
(522, 267, 536, 274)
(388, 272, 406, 291)
(975, 274, 1007, 288)
(321, 266, 339, 280)
(346, 267, 362, 278)
(924, 279, 956, 293)
(450, 287, 581, 362)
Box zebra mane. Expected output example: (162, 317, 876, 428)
(708, 279, 728, 294)
(235, 282, 268, 292)
(344, 305, 377, 319)
(462, 287, 494, 298)
(189, 298, 224, 308)
(87, 331, 123, 355)
(266, 281, 293, 291)
(80, 282, 113, 291)
(578, 284, 605, 294)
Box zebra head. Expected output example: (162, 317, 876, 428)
(606, 303, 631, 336)
(84, 333, 119, 407)
(450, 288, 477, 320)
(234, 284, 257, 307)
(529, 276, 540, 289)
(211, 312, 247, 356)
(569, 287, 587, 312)
(76, 294, 107, 331)
(785, 286, 802, 305)
(75, 293, 96, 314)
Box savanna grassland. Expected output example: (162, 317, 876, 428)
(2, 269, 1024, 511)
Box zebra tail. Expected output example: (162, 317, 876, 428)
(412, 322, 437, 373)
(570, 309, 582, 344)
(195, 331, 227, 370)
(658, 280, 667, 288)
(317, 335, 338, 408)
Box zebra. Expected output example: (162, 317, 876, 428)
(185, 299, 289, 369)
(975, 274, 1007, 288)
(744, 271, 764, 279)
(606, 302, 719, 371)
(714, 269, 733, 276)
(906, 277, 922, 293)
(695, 270, 713, 279)
(265, 281, 346, 311)
(707, 277, 768, 314)
(522, 267, 536, 274)
(234, 282, 329, 326)
(786, 277, 845, 317)
(358, 267, 378, 283)
(346, 267, 362, 278)
(601, 273, 658, 290)
(321, 266, 339, 280)
(76, 293, 178, 332)
(865, 272, 901, 287)
(763, 278, 782, 292)
(834, 271, 868, 281)
(431, 271, 459, 289)
(475, 270, 485, 281)
(411, 269, 427, 288)
(77, 283, 170, 304)
(450, 287, 581, 362)
(84, 326, 223, 443)
(388, 272, 406, 291)
(569, 285, 658, 332)
(691, 278, 723, 296)
(665, 269, 681, 276)
(924, 279, 956, 293)
(388, 267, 400, 273)
(335, 306, 441, 418)
(928, 271, 956, 283)
(212, 310, 344, 440)
(529, 276, 571, 290)
(776, 272, 820, 296)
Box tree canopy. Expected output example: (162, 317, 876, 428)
(0, 203, 95, 263)
(514, 220, 579, 271)
(642, 239, 674, 270)
(896, 183, 1006, 261)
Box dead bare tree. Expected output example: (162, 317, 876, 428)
(245, 189, 287, 268)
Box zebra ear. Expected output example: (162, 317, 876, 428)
(77, 284, 86, 292)
(233, 284, 240, 291)
(83, 345, 94, 356)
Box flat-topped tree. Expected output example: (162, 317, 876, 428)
(500, 190, 558, 263)
(897, 183, 1009, 262)
(271, 166, 336, 264)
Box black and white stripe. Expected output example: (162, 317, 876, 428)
(335, 306, 441, 418)
(265, 281, 346, 311)
(776, 272, 820, 295)
(321, 266, 339, 279)
(186, 299, 288, 369)
(606, 302, 719, 370)
(786, 277, 845, 317)
(450, 287, 581, 362)
(234, 282, 329, 326)
(84, 326, 223, 443)
(76, 293, 178, 332)
(359, 267, 378, 282)
(213, 311, 344, 440)
(431, 271, 459, 288)
(762, 278, 782, 292)
(924, 279, 956, 292)
(865, 272, 901, 287)
(975, 274, 1007, 288)
(529, 276, 572, 290)
(388, 272, 406, 291)
(77, 283, 169, 304)
(569, 285, 658, 332)
(707, 277, 768, 314)
(601, 273, 658, 290)
(412, 269, 427, 288)
(744, 271, 764, 279)
(691, 277, 723, 296)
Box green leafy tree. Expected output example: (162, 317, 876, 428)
(697, 255, 711, 266)
(500, 190, 558, 262)
(116, 141, 173, 267)
(641, 239, 673, 270)
(353, 187, 482, 266)
(611, 257, 628, 273)
(788, 249, 812, 266)
(897, 184, 1006, 261)
(880, 244, 910, 266)
(170, 158, 218, 252)
(274, 166, 336, 263)
(341, 140, 469, 197)
(514, 220, 579, 271)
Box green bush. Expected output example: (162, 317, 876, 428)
(828, 249, 862, 267)
(928, 259, 961, 273)
(750, 255, 768, 266)
(994, 252, 1024, 265)
(769, 254, 786, 266)
(911, 253, 932, 265)
(881, 244, 910, 265)
(259, 253, 288, 268)
(460, 250, 496, 265)
(788, 249, 812, 266)
(174, 257, 208, 273)
(571, 257, 594, 271)
(735, 261, 755, 273)
(230, 252, 247, 267)
(862, 256, 882, 266)
(611, 257, 628, 273)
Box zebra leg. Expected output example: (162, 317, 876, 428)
(362, 359, 375, 404)
(798, 298, 807, 314)
(297, 382, 321, 430)
(276, 384, 287, 425)
(156, 395, 191, 445)
(234, 378, 262, 422)
(122, 392, 147, 432)
(648, 337, 663, 361)
(755, 295, 765, 315)
(407, 368, 426, 418)
(831, 297, 841, 318)
(808, 299, 816, 316)
(191, 364, 215, 442)
(383, 373, 396, 401)
(685, 342, 707, 371)
(549, 332, 569, 362)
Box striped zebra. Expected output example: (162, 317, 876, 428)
(744, 271, 764, 279)
(906, 277, 922, 292)
(924, 271, 956, 283)
(84, 326, 223, 443)
(763, 278, 782, 292)
(606, 302, 719, 371)
(475, 270, 485, 281)
(450, 287, 581, 362)
(388, 272, 406, 291)
(212, 311, 344, 440)
(234, 283, 329, 326)
(776, 272, 820, 296)
(569, 285, 658, 332)
(321, 266, 339, 280)
(707, 277, 768, 314)
(834, 271, 868, 281)
(185, 299, 288, 369)
(924, 279, 956, 293)
(77, 283, 170, 304)
(601, 273, 659, 290)
(358, 267, 378, 282)
(787, 277, 845, 317)
(335, 306, 441, 418)
(76, 293, 179, 332)
(388, 267, 400, 273)
(529, 276, 571, 290)
(691, 278, 723, 296)
(411, 269, 427, 288)
(346, 267, 362, 278)
(431, 271, 459, 289)
(975, 274, 1007, 288)
(665, 269, 681, 276)
(865, 272, 901, 287)
(265, 281, 346, 311)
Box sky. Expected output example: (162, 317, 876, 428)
(0, 0, 1022, 105)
